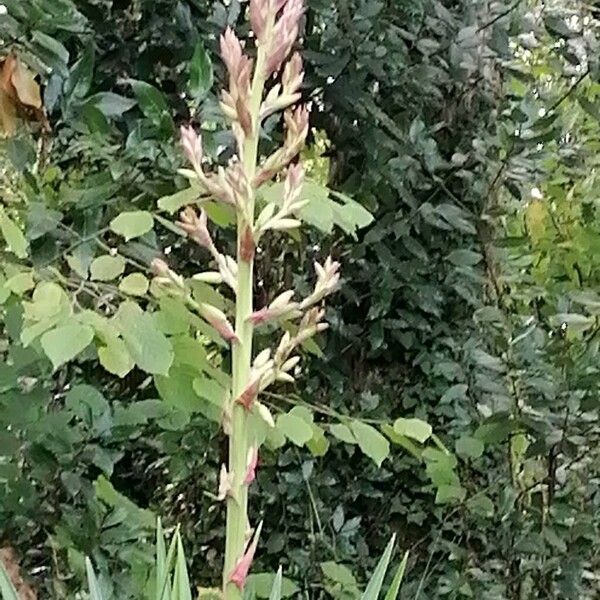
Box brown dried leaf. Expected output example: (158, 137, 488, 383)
(11, 58, 42, 109)
(0, 89, 17, 136)
(0, 547, 37, 600)
(0, 54, 17, 99)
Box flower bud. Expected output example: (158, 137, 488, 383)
(218, 464, 234, 501)
(244, 447, 259, 485)
(192, 271, 223, 284)
(280, 355, 300, 372)
(177, 207, 213, 249)
(229, 521, 263, 590)
(271, 218, 301, 230)
(180, 125, 203, 170)
(253, 348, 272, 368)
(254, 401, 275, 427)
(198, 302, 238, 343)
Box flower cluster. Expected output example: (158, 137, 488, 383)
(152, 0, 342, 595)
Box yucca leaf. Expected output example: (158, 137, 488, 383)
(171, 532, 192, 600)
(155, 518, 171, 600)
(383, 552, 409, 600)
(0, 560, 19, 600)
(360, 534, 396, 600)
(85, 557, 106, 600)
(268, 567, 283, 600)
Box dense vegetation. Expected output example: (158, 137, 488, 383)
(2, 0, 600, 598)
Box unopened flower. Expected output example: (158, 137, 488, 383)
(197, 302, 238, 343)
(218, 464, 234, 500)
(244, 447, 259, 485)
(192, 271, 223, 284)
(254, 401, 275, 427)
(180, 125, 203, 170)
(229, 521, 263, 590)
(301, 256, 340, 308)
(282, 53, 304, 95)
(266, 0, 305, 76)
(151, 258, 185, 289)
(177, 207, 213, 249)
(250, 290, 300, 325)
(253, 348, 272, 368)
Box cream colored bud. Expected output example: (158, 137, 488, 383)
(281, 356, 300, 372)
(271, 218, 301, 230)
(253, 348, 272, 368)
(192, 271, 223, 284)
(254, 401, 275, 428)
(275, 372, 295, 383)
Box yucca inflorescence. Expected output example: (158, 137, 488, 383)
(153, 0, 340, 597)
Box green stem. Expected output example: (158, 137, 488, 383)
(223, 28, 270, 600)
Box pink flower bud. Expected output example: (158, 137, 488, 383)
(244, 447, 259, 485)
(177, 207, 213, 249)
(249, 0, 268, 40)
(266, 0, 304, 76)
(198, 302, 239, 344)
(281, 52, 304, 94)
(151, 258, 170, 278)
(220, 28, 244, 79)
(229, 522, 263, 590)
(284, 162, 304, 203)
(180, 125, 203, 169)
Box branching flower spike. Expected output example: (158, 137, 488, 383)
(162, 0, 341, 597)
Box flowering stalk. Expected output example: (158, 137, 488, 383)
(156, 1, 341, 597)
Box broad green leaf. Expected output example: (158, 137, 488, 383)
(65, 385, 109, 421)
(330, 423, 356, 444)
(119, 273, 149, 296)
(321, 562, 358, 587)
(361, 535, 395, 600)
(189, 41, 213, 101)
(466, 494, 494, 517)
(130, 80, 173, 129)
(157, 187, 201, 213)
(94, 475, 155, 527)
(0, 209, 28, 258)
(446, 249, 482, 266)
(277, 412, 314, 446)
(67, 43, 94, 99)
(350, 421, 390, 467)
(393, 418, 432, 444)
(246, 571, 299, 598)
(90, 255, 126, 281)
(98, 337, 134, 378)
(5, 272, 35, 295)
(40, 324, 94, 369)
(549, 313, 594, 333)
(110, 211, 154, 240)
(86, 92, 137, 117)
(435, 484, 466, 504)
(455, 436, 484, 460)
(306, 423, 330, 457)
(115, 302, 174, 375)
